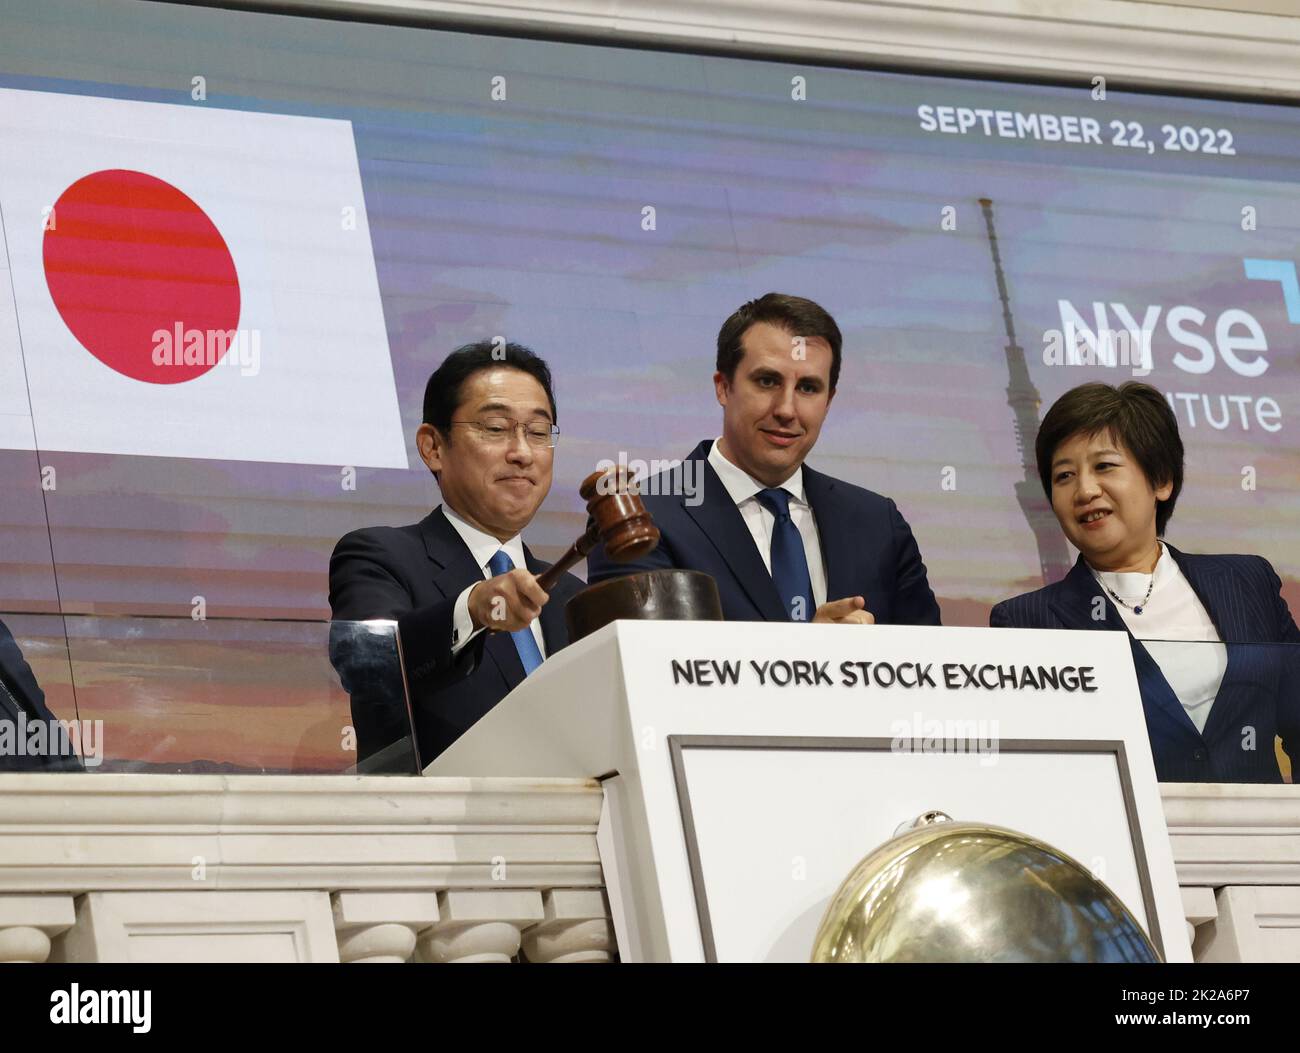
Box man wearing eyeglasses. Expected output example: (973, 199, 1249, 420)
(329, 340, 583, 766)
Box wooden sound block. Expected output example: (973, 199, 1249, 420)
(564, 570, 723, 643)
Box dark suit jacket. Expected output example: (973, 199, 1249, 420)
(0, 617, 80, 772)
(586, 440, 942, 625)
(329, 506, 584, 766)
(990, 546, 1300, 783)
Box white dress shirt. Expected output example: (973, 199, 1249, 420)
(444, 505, 547, 660)
(1092, 544, 1227, 733)
(707, 439, 828, 607)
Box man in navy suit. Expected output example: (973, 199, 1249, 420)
(330, 341, 584, 767)
(0, 616, 81, 772)
(587, 293, 941, 626)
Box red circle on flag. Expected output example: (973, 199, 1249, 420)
(42, 169, 241, 385)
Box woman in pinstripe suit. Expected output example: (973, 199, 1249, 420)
(990, 382, 1300, 783)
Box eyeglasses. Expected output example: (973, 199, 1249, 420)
(451, 416, 560, 448)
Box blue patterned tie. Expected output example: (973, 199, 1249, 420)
(487, 549, 544, 676)
(754, 488, 814, 622)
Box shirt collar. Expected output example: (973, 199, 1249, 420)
(442, 503, 529, 575)
(707, 438, 806, 507)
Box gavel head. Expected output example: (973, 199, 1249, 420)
(579, 467, 660, 561)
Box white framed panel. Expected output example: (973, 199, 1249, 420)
(672, 737, 1161, 962)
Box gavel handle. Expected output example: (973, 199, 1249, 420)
(535, 521, 600, 592)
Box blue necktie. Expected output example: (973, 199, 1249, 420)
(755, 488, 814, 622)
(487, 549, 544, 676)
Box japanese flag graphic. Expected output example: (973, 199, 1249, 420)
(0, 88, 407, 467)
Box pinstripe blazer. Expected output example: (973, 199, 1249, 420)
(990, 545, 1300, 783)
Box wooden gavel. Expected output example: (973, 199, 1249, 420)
(534, 468, 660, 591)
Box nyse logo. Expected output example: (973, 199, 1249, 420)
(1054, 301, 1267, 376)
(1044, 258, 1298, 433)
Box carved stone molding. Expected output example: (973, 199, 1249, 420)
(1162, 783, 1300, 887)
(0, 774, 606, 893)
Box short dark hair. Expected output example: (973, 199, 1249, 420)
(421, 340, 557, 435)
(1035, 381, 1184, 535)
(716, 293, 843, 392)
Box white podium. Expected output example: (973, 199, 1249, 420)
(427, 621, 1191, 963)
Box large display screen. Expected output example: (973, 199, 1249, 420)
(3, 0, 1298, 636)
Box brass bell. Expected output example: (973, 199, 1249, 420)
(811, 811, 1160, 962)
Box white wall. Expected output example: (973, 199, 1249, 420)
(202, 0, 1300, 99)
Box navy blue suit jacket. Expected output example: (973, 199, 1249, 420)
(990, 546, 1300, 783)
(329, 507, 584, 766)
(586, 440, 941, 625)
(0, 617, 80, 772)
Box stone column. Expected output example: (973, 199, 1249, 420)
(0, 895, 76, 963)
(1181, 885, 1217, 956)
(332, 891, 441, 963)
(416, 890, 544, 963)
(522, 889, 617, 963)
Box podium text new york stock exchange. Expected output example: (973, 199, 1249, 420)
(670, 658, 1100, 692)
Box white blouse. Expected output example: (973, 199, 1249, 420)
(1092, 545, 1227, 734)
